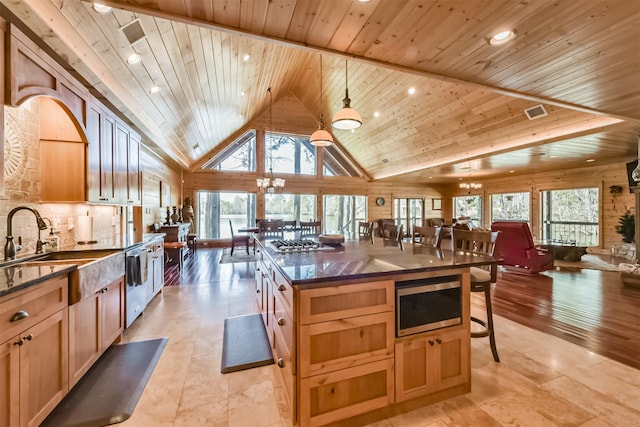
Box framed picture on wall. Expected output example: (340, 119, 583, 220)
(160, 181, 171, 207)
(432, 198, 442, 210)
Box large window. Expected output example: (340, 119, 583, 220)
(453, 195, 482, 227)
(394, 198, 424, 235)
(267, 132, 315, 175)
(196, 191, 256, 239)
(491, 192, 530, 222)
(201, 130, 256, 171)
(265, 193, 316, 222)
(323, 195, 368, 235)
(541, 188, 599, 246)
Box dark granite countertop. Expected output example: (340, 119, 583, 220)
(0, 263, 77, 298)
(255, 233, 495, 285)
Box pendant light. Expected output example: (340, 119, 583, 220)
(257, 87, 285, 194)
(332, 60, 362, 130)
(310, 56, 334, 146)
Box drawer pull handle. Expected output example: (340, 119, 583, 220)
(13, 338, 24, 346)
(428, 339, 435, 346)
(10, 310, 29, 322)
(277, 358, 285, 368)
(256, 289, 261, 293)
(277, 317, 285, 326)
(277, 285, 286, 292)
(24, 334, 33, 341)
(436, 338, 442, 344)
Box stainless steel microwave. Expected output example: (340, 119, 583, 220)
(396, 276, 462, 337)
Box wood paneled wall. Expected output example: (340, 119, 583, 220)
(444, 163, 634, 252)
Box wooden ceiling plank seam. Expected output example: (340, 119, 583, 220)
(303, 0, 353, 49)
(211, 0, 241, 28)
(284, 0, 325, 42)
(326, 0, 377, 53)
(263, 0, 297, 39)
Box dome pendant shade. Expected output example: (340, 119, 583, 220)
(310, 115, 333, 146)
(332, 88, 362, 130)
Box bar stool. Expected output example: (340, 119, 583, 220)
(187, 233, 197, 254)
(451, 228, 501, 362)
(164, 241, 187, 271)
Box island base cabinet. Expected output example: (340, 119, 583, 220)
(395, 327, 469, 402)
(299, 358, 394, 427)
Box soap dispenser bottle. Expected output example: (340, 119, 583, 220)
(44, 228, 59, 252)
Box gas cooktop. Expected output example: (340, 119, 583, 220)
(270, 239, 334, 253)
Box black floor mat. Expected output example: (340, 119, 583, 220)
(221, 313, 274, 373)
(41, 338, 168, 427)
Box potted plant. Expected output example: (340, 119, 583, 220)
(615, 210, 635, 243)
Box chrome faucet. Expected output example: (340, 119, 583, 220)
(4, 206, 49, 260)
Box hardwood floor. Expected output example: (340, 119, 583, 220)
(491, 266, 640, 370)
(170, 248, 640, 370)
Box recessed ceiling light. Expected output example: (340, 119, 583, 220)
(586, 159, 595, 162)
(127, 52, 141, 64)
(374, 111, 380, 118)
(489, 30, 516, 45)
(356, 0, 372, 2)
(408, 87, 416, 95)
(243, 54, 250, 62)
(509, 170, 515, 173)
(241, 91, 246, 97)
(92, 3, 113, 14)
(149, 85, 160, 94)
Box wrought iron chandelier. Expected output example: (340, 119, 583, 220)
(257, 87, 285, 194)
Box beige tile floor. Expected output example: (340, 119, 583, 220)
(119, 277, 640, 427)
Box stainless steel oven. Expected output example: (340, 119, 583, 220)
(396, 275, 462, 337)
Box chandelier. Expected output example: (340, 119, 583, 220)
(257, 87, 285, 194)
(459, 182, 482, 190)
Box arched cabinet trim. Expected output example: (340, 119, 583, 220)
(6, 23, 88, 135)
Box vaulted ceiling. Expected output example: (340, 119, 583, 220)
(3, 0, 640, 183)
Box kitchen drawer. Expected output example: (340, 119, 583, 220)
(272, 289, 293, 357)
(0, 275, 68, 343)
(299, 358, 394, 427)
(299, 311, 394, 378)
(273, 269, 293, 313)
(299, 280, 393, 325)
(272, 318, 295, 402)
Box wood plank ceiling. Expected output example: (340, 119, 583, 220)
(3, 0, 639, 183)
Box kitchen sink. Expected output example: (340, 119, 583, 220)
(16, 250, 125, 303)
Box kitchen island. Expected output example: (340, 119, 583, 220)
(253, 233, 495, 427)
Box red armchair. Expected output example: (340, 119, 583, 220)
(490, 222, 554, 274)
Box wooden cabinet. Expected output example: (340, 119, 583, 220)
(395, 327, 469, 402)
(0, 276, 69, 427)
(87, 101, 115, 203)
(40, 140, 86, 203)
(298, 280, 395, 426)
(68, 276, 124, 388)
(86, 96, 141, 205)
(147, 238, 165, 303)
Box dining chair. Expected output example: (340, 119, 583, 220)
(229, 220, 250, 255)
(451, 228, 501, 362)
(258, 219, 284, 238)
(282, 220, 297, 231)
(358, 221, 374, 243)
(299, 220, 321, 236)
(382, 223, 404, 250)
(412, 225, 440, 248)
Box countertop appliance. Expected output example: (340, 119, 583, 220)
(270, 239, 336, 253)
(125, 242, 150, 328)
(396, 275, 462, 337)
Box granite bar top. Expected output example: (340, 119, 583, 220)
(255, 232, 495, 285)
(0, 263, 77, 298)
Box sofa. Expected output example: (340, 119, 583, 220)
(490, 221, 554, 274)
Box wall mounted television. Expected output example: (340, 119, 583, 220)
(626, 161, 639, 193)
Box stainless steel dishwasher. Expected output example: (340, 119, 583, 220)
(125, 244, 150, 328)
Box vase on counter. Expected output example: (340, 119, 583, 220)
(171, 206, 179, 224)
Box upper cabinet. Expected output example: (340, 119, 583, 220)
(86, 96, 141, 205)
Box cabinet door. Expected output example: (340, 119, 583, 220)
(0, 338, 19, 427)
(100, 114, 116, 202)
(20, 308, 68, 427)
(86, 103, 102, 203)
(68, 293, 100, 388)
(395, 327, 469, 402)
(127, 133, 141, 204)
(101, 277, 124, 349)
(151, 252, 164, 297)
